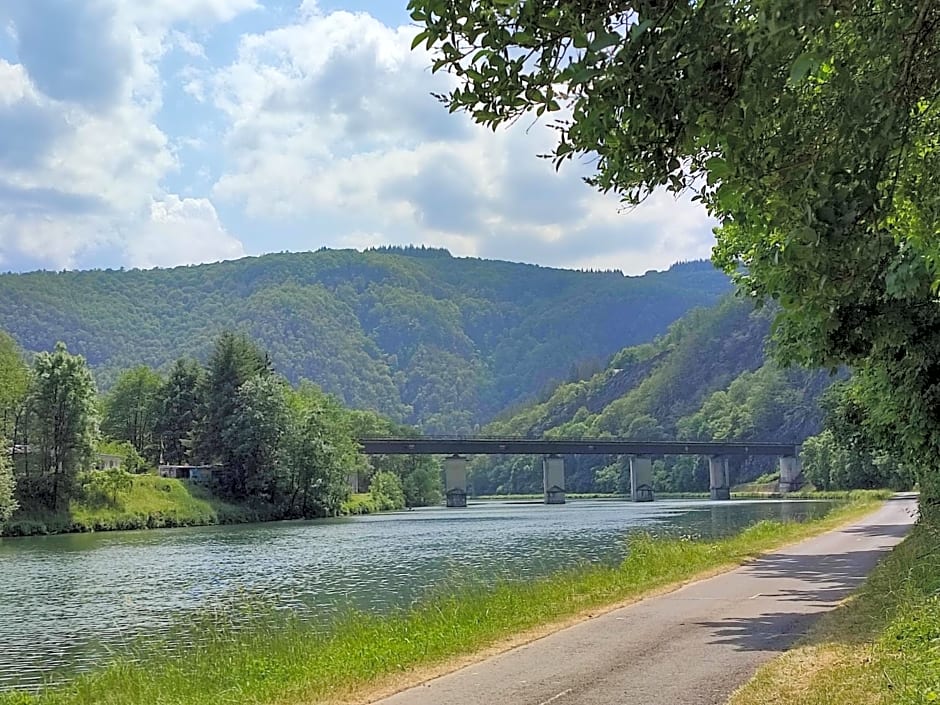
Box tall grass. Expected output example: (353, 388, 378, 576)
(0, 496, 883, 705)
(1, 476, 265, 537)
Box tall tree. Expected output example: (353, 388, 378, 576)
(101, 366, 163, 462)
(0, 332, 29, 458)
(29, 343, 99, 509)
(283, 383, 357, 517)
(409, 1, 940, 501)
(223, 374, 290, 502)
(196, 332, 271, 465)
(0, 437, 17, 523)
(155, 359, 203, 465)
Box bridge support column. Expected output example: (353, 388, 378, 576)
(629, 455, 654, 502)
(543, 455, 565, 504)
(778, 455, 804, 493)
(444, 455, 469, 507)
(709, 456, 731, 500)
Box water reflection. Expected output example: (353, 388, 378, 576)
(0, 498, 833, 689)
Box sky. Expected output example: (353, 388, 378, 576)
(0, 0, 717, 275)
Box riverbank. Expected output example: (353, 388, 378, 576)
(0, 477, 383, 537)
(0, 494, 886, 705)
(729, 503, 938, 705)
(474, 489, 894, 502)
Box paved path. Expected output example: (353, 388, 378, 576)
(374, 497, 917, 705)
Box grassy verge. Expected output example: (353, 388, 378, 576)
(0, 496, 884, 705)
(729, 504, 939, 705)
(1, 476, 265, 537)
(2, 482, 387, 537)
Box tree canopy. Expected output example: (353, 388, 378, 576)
(470, 296, 833, 494)
(29, 343, 99, 509)
(409, 0, 940, 500)
(0, 250, 729, 433)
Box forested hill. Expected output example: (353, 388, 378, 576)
(0, 248, 730, 431)
(471, 297, 837, 494)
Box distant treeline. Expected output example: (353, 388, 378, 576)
(469, 298, 915, 495)
(0, 250, 731, 433)
(0, 330, 440, 529)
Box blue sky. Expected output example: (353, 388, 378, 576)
(0, 0, 715, 274)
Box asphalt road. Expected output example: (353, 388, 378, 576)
(373, 496, 917, 705)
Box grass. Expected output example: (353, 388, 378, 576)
(728, 503, 939, 705)
(2, 482, 391, 537)
(0, 476, 267, 537)
(0, 495, 885, 705)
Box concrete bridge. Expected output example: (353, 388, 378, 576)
(357, 438, 804, 507)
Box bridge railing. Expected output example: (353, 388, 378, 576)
(356, 437, 802, 457)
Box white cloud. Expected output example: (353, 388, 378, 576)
(122, 0, 260, 29)
(0, 0, 714, 274)
(170, 30, 207, 59)
(0, 0, 257, 271)
(0, 212, 115, 270)
(208, 5, 716, 274)
(125, 196, 246, 268)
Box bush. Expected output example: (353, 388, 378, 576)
(369, 471, 405, 511)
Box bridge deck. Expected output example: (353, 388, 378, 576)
(358, 438, 800, 456)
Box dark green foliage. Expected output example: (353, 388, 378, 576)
(0, 332, 29, 444)
(348, 410, 443, 507)
(281, 385, 359, 518)
(801, 383, 915, 492)
(471, 297, 834, 494)
(196, 332, 271, 466)
(154, 359, 203, 465)
(0, 437, 16, 523)
(222, 374, 290, 501)
(26, 343, 99, 510)
(408, 0, 940, 502)
(101, 366, 163, 461)
(0, 251, 730, 430)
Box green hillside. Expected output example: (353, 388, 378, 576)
(471, 297, 838, 494)
(0, 249, 729, 432)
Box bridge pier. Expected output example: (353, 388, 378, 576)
(709, 456, 731, 500)
(778, 455, 804, 493)
(444, 455, 469, 507)
(629, 455, 655, 502)
(543, 455, 566, 504)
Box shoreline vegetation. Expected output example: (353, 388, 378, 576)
(0, 481, 890, 538)
(0, 494, 886, 705)
(474, 489, 895, 502)
(0, 475, 398, 538)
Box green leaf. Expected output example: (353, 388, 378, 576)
(589, 31, 621, 52)
(706, 157, 730, 179)
(630, 19, 653, 40)
(410, 31, 430, 51)
(789, 54, 816, 84)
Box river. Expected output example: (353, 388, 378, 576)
(0, 498, 833, 690)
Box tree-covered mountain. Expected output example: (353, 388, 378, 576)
(0, 248, 730, 432)
(470, 297, 838, 494)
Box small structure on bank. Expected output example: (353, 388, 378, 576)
(94, 453, 124, 471)
(158, 464, 227, 485)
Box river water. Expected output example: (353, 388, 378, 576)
(0, 498, 833, 690)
